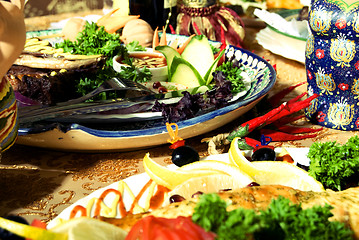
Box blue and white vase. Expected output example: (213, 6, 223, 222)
(305, 0, 359, 130)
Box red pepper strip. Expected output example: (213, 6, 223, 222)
(220, 26, 226, 48)
(276, 125, 323, 134)
(267, 81, 306, 107)
(245, 137, 261, 148)
(272, 115, 305, 127)
(263, 93, 319, 127)
(260, 129, 318, 141)
(169, 24, 176, 34)
(213, 26, 227, 66)
(192, 22, 201, 35)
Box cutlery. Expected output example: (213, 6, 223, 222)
(17, 86, 199, 124)
(19, 77, 154, 115)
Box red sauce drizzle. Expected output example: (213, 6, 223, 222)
(94, 189, 125, 217)
(150, 185, 170, 210)
(70, 179, 170, 220)
(128, 179, 154, 213)
(70, 205, 87, 218)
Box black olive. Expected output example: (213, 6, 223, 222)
(171, 145, 199, 167)
(0, 215, 28, 240)
(252, 147, 276, 161)
(247, 182, 260, 187)
(169, 194, 186, 203)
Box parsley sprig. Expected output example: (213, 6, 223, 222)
(55, 22, 127, 67)
(308, 136, 359, 191)
(192, 194, 353, 240)
(54, 22, 151, 99)
(214, 60, 246, 93)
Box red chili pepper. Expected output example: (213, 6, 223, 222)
(265, 94, 318, 126)
(260, 129, 318, 141)
(228, 94, 319, 141)
(192, 22, 201, 35)
(267, 81, 306, 107)
(272, 115, 305, 127)
(276, 125, 323, 134)
(241, 101, 287, 132)
(245, 137, 261, 148)
(287, 92, 307, 105)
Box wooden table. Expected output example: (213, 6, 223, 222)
(1, 11, 357, 224)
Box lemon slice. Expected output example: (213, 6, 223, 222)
(143, 153, 222, 190)
(0, 217, 67, 240)
(251, 161, 324, 192)
(228, 137, 260, 175)
(50, 217, 127, 240)
(168, 174, 249, 201)
(178, 159, 254, 185)
(228, 137, 324, 192)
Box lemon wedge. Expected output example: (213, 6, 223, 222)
(228, 137, 324, 192)
(228, 137, 260, 175)
(167, 174, 249, 201)
(143, 153, 222, 189)
(251, 161, 324, 191)
(50, 217, 127, 240)
(178, 159, 254, 185)
(0, 217, 67, 240)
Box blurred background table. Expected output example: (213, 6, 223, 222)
(1, 10, 357, 224)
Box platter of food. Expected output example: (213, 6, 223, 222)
(39, 137, 358, 239)
(46, 147, 312, 228)
(13, 28, 276, 152)
(1, 136, 359, 239)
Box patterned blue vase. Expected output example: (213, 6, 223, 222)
(305, 0, 359, 130)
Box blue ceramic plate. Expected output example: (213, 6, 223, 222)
(16, 33, 276, 152)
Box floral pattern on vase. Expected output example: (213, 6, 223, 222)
(305, 0, 359, 130)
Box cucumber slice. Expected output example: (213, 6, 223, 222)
(181, 35, 214, 79)
(204, 49, 226, 85)
(155, 45, 181, 80)
(170, 56, 204, 88)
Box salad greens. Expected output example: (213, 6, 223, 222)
(55, 22, 126, 67)
(308, 136, 359, 191)
(192, 193, 353, 240)
(54, 21, 151, 99)
(215, 60, 246, 93)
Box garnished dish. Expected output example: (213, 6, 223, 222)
(11, 19, 276, 151)
(1, 137, 358, 239)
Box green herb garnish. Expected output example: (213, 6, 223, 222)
(125, 41, 147, 52)
(308, 136, 359, 191)
(54, 22, 151, 99)
(55, 22, 127, 67)
(192, 194, 353, 240)
(215, 61, 246, 93)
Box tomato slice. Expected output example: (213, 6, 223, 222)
(125, 215, 216, 240)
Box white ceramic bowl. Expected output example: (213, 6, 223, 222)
(256, 9, 307, 63)
(113, 49, 168, 82)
